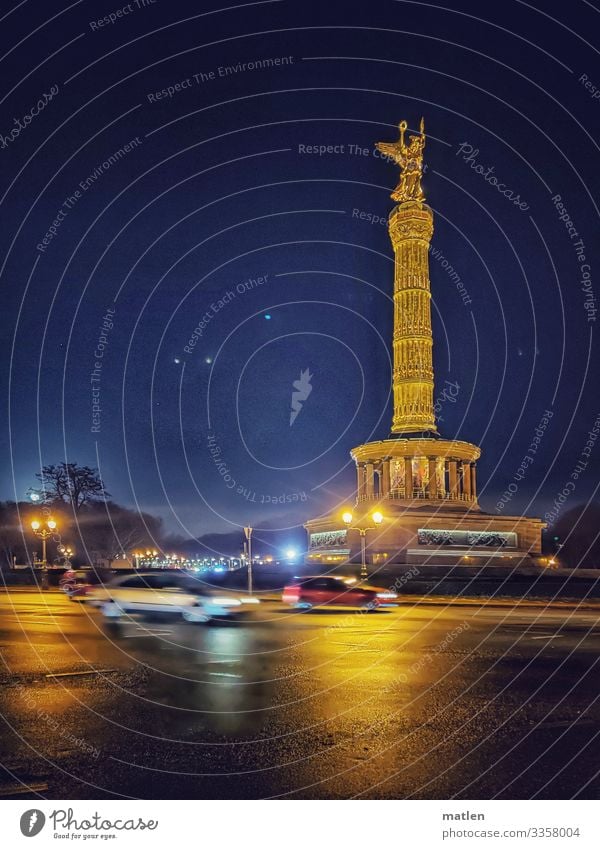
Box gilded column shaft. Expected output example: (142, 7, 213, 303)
(388, 203, 437, 434)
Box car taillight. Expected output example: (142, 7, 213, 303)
(282, 586, 300, 603)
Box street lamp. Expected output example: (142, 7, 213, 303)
(30, 518, 57, 589)
(57, 544, 74, 567)
(342, 510, 384, 579)
(144, 549, 158, 567)
(244, 526, 253, 595)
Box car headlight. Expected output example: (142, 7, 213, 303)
(239, 597, 260, 604)
(376, 592, 398, 599)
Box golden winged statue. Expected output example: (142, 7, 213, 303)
(376, 118, 426, 203)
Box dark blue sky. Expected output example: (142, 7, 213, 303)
(1, 0, 599, 543)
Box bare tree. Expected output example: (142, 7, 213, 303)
(29, 463, 109, 513)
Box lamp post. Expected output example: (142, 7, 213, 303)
(342, 510, 384, 579)
(243, 526, 253, 595)
(57, 544, 73, 568)
(31, 518, 57, 590)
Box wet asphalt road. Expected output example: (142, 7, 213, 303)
(1, 589, 600, 799)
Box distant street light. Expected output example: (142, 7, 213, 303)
(57, 544, 74, 567)
(244, 526, 253, 595)
(342, 511, 384, 579)
(143, 549, 159, 567)
(30, 518, 58, 590)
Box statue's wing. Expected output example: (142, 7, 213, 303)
(376, 142, 405, 165)
(375, 142, 399, 157)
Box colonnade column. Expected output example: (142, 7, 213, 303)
(470, 463, 477, 500)
(427, 457, 437, 499)
(381, 460, 391, 497)
(357, 464, 366, 500)
(462, 461, 472, 499)
(365, 463, 375, 499)
(448, 460, 458, 497)
(404, 457, 413, 498)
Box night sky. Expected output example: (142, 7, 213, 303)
(1, 0, 599, 547)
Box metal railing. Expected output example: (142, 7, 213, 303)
(357, 490, 475, 503)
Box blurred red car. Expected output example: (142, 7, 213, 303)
(282, 575, 397, 611)
(59, 568, 111, 601)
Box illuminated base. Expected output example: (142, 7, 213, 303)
(305, 502, 545, 569)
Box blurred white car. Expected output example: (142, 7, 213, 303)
(87, 571, 258, 622)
